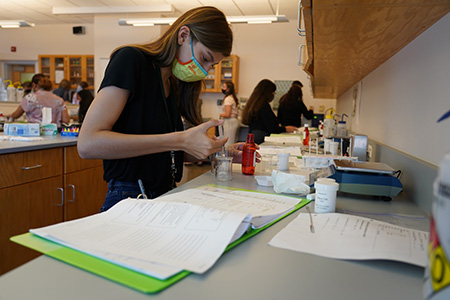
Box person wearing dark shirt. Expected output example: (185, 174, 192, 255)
(52, 79, 71, 102)
(241, 79, 296, 144)
(77, 89, 94, 123)
(77, 6, 247, 212)
(277, 84, 314, 127)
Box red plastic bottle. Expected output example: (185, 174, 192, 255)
(242, 133, 256, 175)
(303, 124, 310, 146)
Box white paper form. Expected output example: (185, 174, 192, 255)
(31, 199, 250, 274)
(269, 212, 429, 267)
(156, 187, 301, 228)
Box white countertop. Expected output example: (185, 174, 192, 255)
(0, 134, 78, 154)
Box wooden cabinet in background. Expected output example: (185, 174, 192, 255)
(203, 55, 239, 93)
(38, 55, 94, 90)
(0, 146, 107, 275)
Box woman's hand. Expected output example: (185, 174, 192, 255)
(182, 119, 228, 159)
(225, 142, 261, 164)
(285, 125, 297, 132)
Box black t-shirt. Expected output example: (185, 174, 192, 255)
(277, 96, 314, 127)
(99, 46, 183, 196)
(249, 102, 286, 143)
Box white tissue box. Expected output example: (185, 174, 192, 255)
(4, 123, 40, 137)
(40, 123, 58, 136)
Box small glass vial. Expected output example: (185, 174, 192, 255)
(242, 133, 256, 175)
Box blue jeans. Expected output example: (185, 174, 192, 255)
(100, 179, 158, 212)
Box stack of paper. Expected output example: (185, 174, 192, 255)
(30, 186, 302, 279)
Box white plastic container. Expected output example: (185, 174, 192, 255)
(323, 117, 335, 138)
(277, 153, 290, 171)
(337, 121, 347, 137)
(314, 181, 339, 213)
(6, 85, 16, 102)
(330, 141, 339, 155)
(423, 153, 450, 299)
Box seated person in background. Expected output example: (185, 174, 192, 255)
(277, 84, 314, 127)
(77, 89, 94, 123)
(8, 73, 70, 126)
(241, 79, 296, 144)
(52, 79, 71, 102)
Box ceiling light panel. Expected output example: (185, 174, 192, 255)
(53, 4, 174, 15)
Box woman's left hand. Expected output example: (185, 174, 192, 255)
(225, 142, 261, 164)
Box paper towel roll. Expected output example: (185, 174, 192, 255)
(41, 107, 52, 124)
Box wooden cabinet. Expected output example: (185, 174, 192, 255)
(0, 146, 107, 275)
(203, 55, 239, 93)
(63, 146, 107, 221)
(300, 1, 450, 99)
(38, 55, 95, 90)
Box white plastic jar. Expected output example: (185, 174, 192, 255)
(314, 180, 339, 213)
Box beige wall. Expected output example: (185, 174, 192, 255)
(337, 13, 450, 166)
(0, 17, 336, 119)
(202, 21, 336, 119)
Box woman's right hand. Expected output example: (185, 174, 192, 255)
(181, 119, 228, 159)
(285, 125, 297, 132)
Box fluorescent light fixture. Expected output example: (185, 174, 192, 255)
(118, 18, 177, 27)
(0, 20, 35, 28)
(119, 15, 288, 27)
(53, 5, 173, 15)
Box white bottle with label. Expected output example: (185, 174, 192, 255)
(423, 152, 450, 299)
(5, 80, 16, 102)
(314, 180, 339, 213)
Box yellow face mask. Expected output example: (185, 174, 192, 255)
(172, 39, 208, 82)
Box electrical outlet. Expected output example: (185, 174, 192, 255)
(367, 145, 373, 158)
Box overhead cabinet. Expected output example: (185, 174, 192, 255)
(203, 55, 239, 93)
(300, 0, 450, 99)
(39, 55, 94, 90)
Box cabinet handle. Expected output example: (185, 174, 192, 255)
(22, 164, 42, 170)
(68, 184, 76, 203)
(297, 1, 306, 36)
(57, 188, 64, 206)
(298, 44, 306, 66)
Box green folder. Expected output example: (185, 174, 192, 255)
(11, 187, 310, 294)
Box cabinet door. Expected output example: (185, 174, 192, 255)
(85, 56, 95, 89)
(64, 166, 108, 221)
(68, 56, 83, 89)
(39, 55, 66, 87)
(219, 56, 239, 93)
(0, 176, 63, 275)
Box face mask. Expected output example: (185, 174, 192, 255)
(221, 89, 227, 94)
(172, 38, 208, 82)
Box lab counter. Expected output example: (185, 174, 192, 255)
(0, 164, 428, 300)
(0, 134, 78, 154)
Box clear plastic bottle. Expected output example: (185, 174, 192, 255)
(323, 109, 336, 138)
(303, 123, 309, 146)
(242, 133, 256, 175)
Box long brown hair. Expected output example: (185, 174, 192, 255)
(113, 6, 233, 125)
(280, 84, 303, 105)
(224, 81, 239, 107)
(241, 79, 276, 125)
